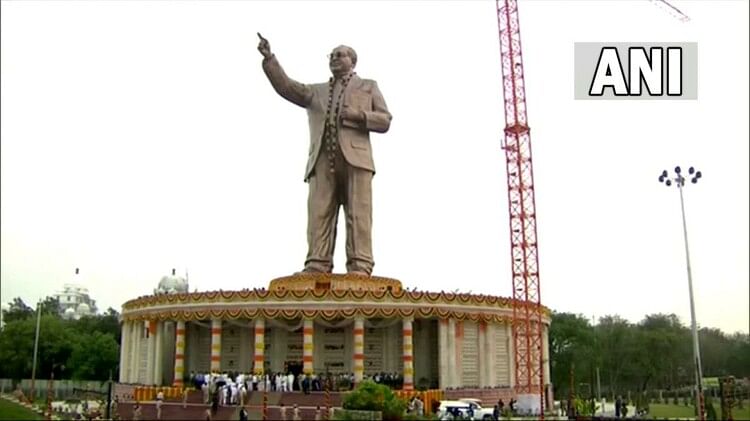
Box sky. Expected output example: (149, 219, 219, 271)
(1, 0, 748, 334)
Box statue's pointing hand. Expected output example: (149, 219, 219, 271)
(257, 32, 272, 58)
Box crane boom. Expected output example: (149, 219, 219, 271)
(495, 0, 545, 414)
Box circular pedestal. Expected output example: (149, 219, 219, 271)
(269, 273, 403, 293)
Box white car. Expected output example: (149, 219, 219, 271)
(436, 399, 495, 420)
(458, 398, 496, 420)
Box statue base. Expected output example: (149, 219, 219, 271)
(269, 273, 402, 293)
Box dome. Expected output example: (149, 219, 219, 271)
(156, 269, 189, 294)
(77, 302, 91, 314)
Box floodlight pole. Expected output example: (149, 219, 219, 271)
(30, 299, 42, 402)
(677, 176, 705, 421)
(659, 166, 705, 421)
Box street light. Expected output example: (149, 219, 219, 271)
(658, 166, 705, 421)
(30, 299, 42, 403)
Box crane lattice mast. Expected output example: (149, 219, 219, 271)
(495, 0, 545, 413)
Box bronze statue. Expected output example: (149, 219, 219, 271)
(257, 33, 392, 276)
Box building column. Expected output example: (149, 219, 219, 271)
(438, 319, 449, 389)
(253, 319, 265, 375)
(173, 320, 186, 386)
(146, 320, 156, 385)
(211, 319, 222, 373)
(130, 322, 140, 383)
(352, 318, 364, 384)
(478, 321, 486, 387)
(402, 318, 414, 391)
(486, 322, 496, 387)
(447, 318, 456, 387)
(455, 320, 463, 387)
(154, 321, 164, 386)
(128, 321, 136, 383)
(125, 321, 133, 383)
(118, 321, 130, 383)
(303, 319, 314, 375)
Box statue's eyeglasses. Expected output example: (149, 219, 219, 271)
(327, 51, 348, 60)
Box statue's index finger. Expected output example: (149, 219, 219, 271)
(257, 32, 267, 42)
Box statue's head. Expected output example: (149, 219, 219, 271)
(329, 45, 357, 76)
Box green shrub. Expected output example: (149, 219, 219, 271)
(342, 380, 406, 421)
(573, 398, 598, 416)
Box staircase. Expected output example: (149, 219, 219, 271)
(118, 391, 346, 420)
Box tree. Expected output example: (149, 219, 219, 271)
(726, 333, 750, 378)
(2, 297, 34, 323)
(630, 314, 690, 391)
(549, 312, 595, 399)
(596, 315, 633, 397)
(549, 311, 750, 398)
(67, 331, 120, 380)
(71, 308, 121, 345)
(0, 315, 75, 380)
(40, 296, 62, 317)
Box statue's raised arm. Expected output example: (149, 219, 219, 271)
(258, 33, 313, 108)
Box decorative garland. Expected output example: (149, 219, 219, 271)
(122, 288, 548, 312)
(122, 307, 526, 325)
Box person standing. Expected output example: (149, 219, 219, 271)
(280, 403, 288, 421)
(615, 395, 622, 418)
(110, 396, 119, 421)
(239, 406, 249, 421)
(132, 403, 142, 421)
(315, 405, 323, 421)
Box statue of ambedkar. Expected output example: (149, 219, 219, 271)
(257, 34, 392, 276)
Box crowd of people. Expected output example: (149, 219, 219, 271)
(187, 369, 406, 402)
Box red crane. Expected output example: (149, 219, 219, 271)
(494, 1, 690, 416)
(494, 0, 545, 414)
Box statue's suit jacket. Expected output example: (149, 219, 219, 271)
(262, 55, 392, 181)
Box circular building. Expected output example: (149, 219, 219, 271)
(118, 273, 551, 401)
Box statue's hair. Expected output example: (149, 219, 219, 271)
(336, 45, 357, 67)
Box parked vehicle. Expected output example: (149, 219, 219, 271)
(436, 399, 495, 420)
(458, 398, 496, 420)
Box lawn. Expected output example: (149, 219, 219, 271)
(648, 403, 696, 419)
(0, 398, 43, 420)
(732, 402, 750, 420)
(647, 400, 750, 420)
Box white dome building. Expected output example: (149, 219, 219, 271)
(154, 269, 189, 295)
(54, 268, 98, 319)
